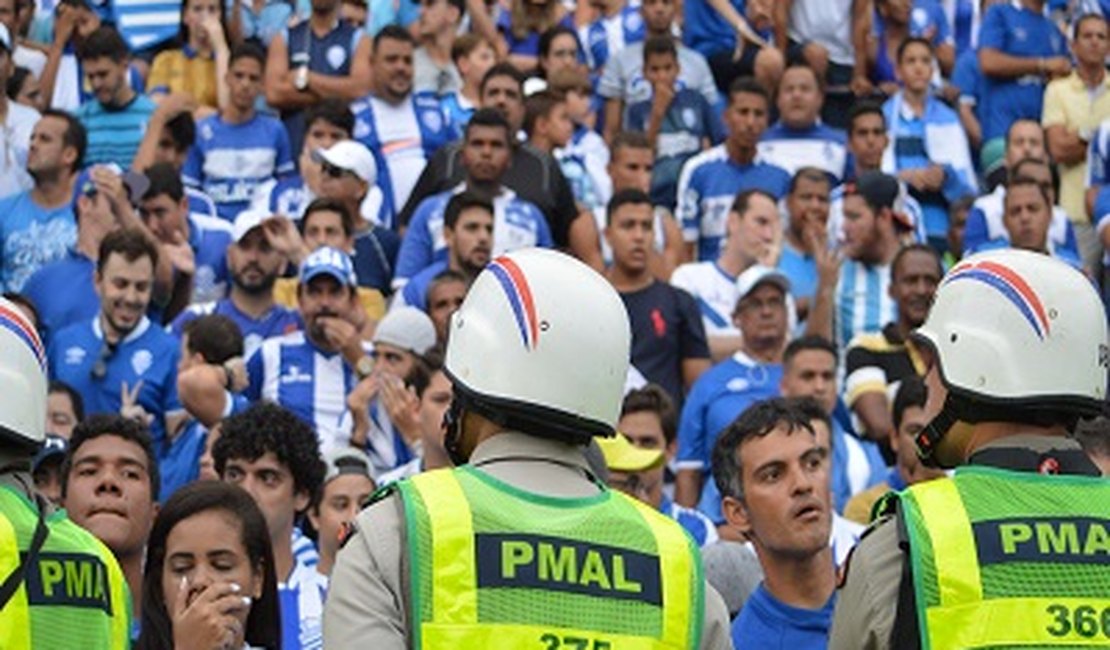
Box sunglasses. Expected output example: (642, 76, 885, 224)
(322, 163, 356, 180)
(90, 341, 116, 380)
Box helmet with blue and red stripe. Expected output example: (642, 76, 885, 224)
(0, 296, 47, 449)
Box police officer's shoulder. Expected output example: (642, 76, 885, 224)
(837, 514, 899, 590)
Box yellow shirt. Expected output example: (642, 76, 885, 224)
(273, 278, 386, 324)
(1041, 71, 1110, 224)
(842, 480, 892, 525)
(147, 47, 218, 108)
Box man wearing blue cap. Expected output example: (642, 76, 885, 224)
(245, 246, 373, 455)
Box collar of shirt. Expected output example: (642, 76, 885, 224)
(92, 314, 151, 345)
(470, 430, 595, 475)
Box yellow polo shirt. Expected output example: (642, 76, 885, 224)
(147, 46, 218, 108)
(1041, 71, 1110, 224)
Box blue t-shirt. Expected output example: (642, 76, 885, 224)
(732, 584, 836, 650)
(395, 259, 447, 312)
(872, 0, 952, 84)
(76, 93, 157, 169)
(0, 191, 76, 293)
(160, 394, 249, 501)
(952, 48, 987, 147)
(49, 317, 182, 451)
(183, 113, 295, 221)
(777, 242, 818, 302)
(23, 249, 98, 347)
(353, 226, 402, 295)
(170, 298, 302, 359)
(683, 0, 743, 58)
(496, 11, 576, 57)
(977, 3, 1067, 141)
(187, 214, 234, 304)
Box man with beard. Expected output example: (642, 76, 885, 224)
(245, 246, 373, 455)
(844, 243, 942, 446)
(393, 190, 491, 312)
(48, 227, 186, 456)
(394, 108, 551, 287)
(0, 109, 83, 293)
(169, 208, 300, 358)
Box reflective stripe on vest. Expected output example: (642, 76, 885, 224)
(0, 508, 31, 650)
(898, 466, 1110, 650)
(398, 466, 704, 649)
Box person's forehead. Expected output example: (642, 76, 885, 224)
(376, 37, 414, 56)
(739, 425, 811, 467)
(305, 209, 344, 228)
(789, 348, 836, 370)
(325, 472, 374, 496)
(457, 206, 494, 224)
(614, 146, 652, 164)
(613, 202, 653, 222)
(72, 434, 149, 468)
(101, 252, 154, 276)
(229, 451, 288, 473)
(781, 67, 818, 89)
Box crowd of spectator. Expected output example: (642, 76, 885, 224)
(8, 0, 1110, 647)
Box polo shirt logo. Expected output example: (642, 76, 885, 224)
(726, 377, 750, 392)
(64, 347, 86, 365)
(131, 349, 153, 376)
(281, 365, 313, 384)
(327, 45, 346, 70)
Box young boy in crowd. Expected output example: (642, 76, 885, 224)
(442, 34, 497, 136)
(524, 90, 603, 211)
(549, 67, 613, 206)
(625, 36, 724, 210)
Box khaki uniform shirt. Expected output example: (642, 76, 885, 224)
(323, 431, 734, 649)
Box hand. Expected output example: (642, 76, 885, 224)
(223, 357, 248, 393)
(120, 381, 154, 427)
(346, 373, 381, 447)
(850, 72, 874, 97)
(379, 374, 421, 445)
(90, 166, 129, 213)
(317, 316, 364, 365)
(170, 577, 251, 650)
(53, 5, 77, 46)
(810, 229, 843, 290)
(651, 81, 676, 116)
(164, 231, 197, 276)
(919, 165, 945, 192)
(1044, 56, 1071, 78)
(154, 92, 197, 122)
(260, 216, 305, 264)
(199, 14, 228, 53)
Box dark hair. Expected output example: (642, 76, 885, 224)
(41, 108, 86, 173)
(429, 268, 469, 292)
(789, 167, 831, 195)
(480, 62, 526, 95)
(789, 396, 833, 448)
(891, 243, 943, 282)
(451, 33, 491, 64)
(783, 335, 837, 371)
(537, 24, 577, 76)
(848, 101, 886, 135)
(896, 36, 934, 63)
(302, 197, 355, 238)
(606, 188, 652, 225)
(1010, 156, 1050, 180)
(6, 65, 30, 101)
(213, 402, 326, 505)
(611, 131, 651, 157)
(711, 398, 816, 501)
(1073, 415, 1110, 462)
(464, 107, 512, 143)
(48, 380, 85, 423)
(620, 384, 678, 445)
(76, 25, 130, 62)
(175, 0, 230, 51)
(229, 40, 266, 68)
(892, 375, 928, 432)
(97, 228, 159, 274)
(410, 346, 446, 399)
(304, 99, 354, 139)
(642, 34, 677, 63)
(62, 414, 160, 499)
(1073, 12, 1106, 39)
(523, 89, 564, 136)
(182, 314, 243, 364)
(136, 482, 280, 650)
(161, 111, 196, 154)
(730, 188, 777, 218)
(142, 162, 185, 203)
(444, 190, 494, 231)
(374, 24, 416, 51)
(727, 76, 769, 107)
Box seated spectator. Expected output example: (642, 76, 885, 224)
(245, 247, 371, 454)
(0, 0, 44, 79)
(777, 167, 832, 319)
(713, 399, 837, 650)
(31, 433, 68, 505)
(0, 24, 39, 200)
(527, 89, 603, 210)
(136, 480, 282, 650)
(49, 228, 185, 451)
(533, 24, 581, 83)
(307, 448, 376, 577)
(394, 191, 490, 313)
(578, 0, 644, 73)
(424, 271, 466, 345)
(686, 0, 782, 95)
(75, 25, 155, 169)
(757, 64, 848, 180)
(231, 0, 303, 46)
(676, 78, 791, 262)
(170, 209, 301, 358)
(139, 162, 232, 306)
(843, 375, 946, 523)
(396, 109, 552, 287)
(62, 414, 159, 624)
(549, 68, 613, 209)
(0, 109, 81, 292)
(41, 0, 111, 112)
(47, 379, 84, 438)
(147, 0, 229, 112)
(1001, 175, 1063, 258)
(675, 266, 789, 522)
(440, 34, 496, 133)
(413, 0, 464, 96)
(494, 0, 574, 72)
(8, 65, 45, 112)
(374, 347, 454, 484)
(183, 42, 295, 223)
(130, 96, 219, 219)
(214, 402, 327, 650)
(870, 0, 956, 89)
(882, 37, 978, 251)
(625, 36, 723, 210)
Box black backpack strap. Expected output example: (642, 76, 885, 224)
(0, 496, 49, 609)
(890, 506, 922, 650)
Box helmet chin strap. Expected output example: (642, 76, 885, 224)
(443, 398, 469, 466)
(915, 395, 961, 468)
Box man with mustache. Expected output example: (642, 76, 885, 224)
(245, 246, 373, 456)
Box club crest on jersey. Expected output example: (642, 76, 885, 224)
(945, 260, 1050, 339)
(488, 256, 539, 350)
(131, 349, 153, 377)
(0, 303, 46, 372)
(327, 45, 347, 70)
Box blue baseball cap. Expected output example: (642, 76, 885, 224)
(32, 434, 68, 474)
(299, 246, 357, 287)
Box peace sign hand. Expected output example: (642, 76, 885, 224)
(120, 381, 154, 427)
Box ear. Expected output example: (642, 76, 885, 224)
(720, 495, 753, 538)
(293, 488, 310, 515)
(306, 506, 321, 533)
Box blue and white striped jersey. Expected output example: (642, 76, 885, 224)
(834, 259, 895, 351)
(280, 528, 326, 650)
(579, 4, 645, 71)
(187, 213, 234, 304)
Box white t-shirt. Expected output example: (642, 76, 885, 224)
(367, 95, 427, 214)
(0, 101, 40, 200)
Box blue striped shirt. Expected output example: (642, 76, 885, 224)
(579, 4, 645, 70)
(113, 0, 181, 51)
(757, 122, 849, 181)
(835, 260, 895, 350)
(77, 93, 156, 169)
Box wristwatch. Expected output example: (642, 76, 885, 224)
(355, 354, 375, 380)
(294, 66, 309, 91)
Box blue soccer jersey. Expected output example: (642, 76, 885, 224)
(579, 4, 645, 70)
(170, 298, 301, 359)
(757, 122, 849, 181)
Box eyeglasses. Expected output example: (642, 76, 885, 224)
(90, 341, 116, 380)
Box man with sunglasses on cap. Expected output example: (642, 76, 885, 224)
(830, 248, 1110, 649)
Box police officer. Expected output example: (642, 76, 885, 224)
(0, 297, 131, 648)
(829, 249, 1110, 649)
(324, 248, 732, 648)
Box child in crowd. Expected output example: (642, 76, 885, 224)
(442, 33, 497, 136)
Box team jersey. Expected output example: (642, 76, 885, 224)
(76, 93, 156, 169)
(830, 420, 886, 514)
(835, 259, 895, 351)
(245, 331, 371, 455)
(49, 316, 183, 452)
(682, 0, 741, 58)
(827, 181, 928, 246)
(952, 49, 986, 135)
(352, 92, 453, 229)
(22, 249, 98, 346)
(1092, 184, 1110, 264)
(160, 393, 249, 501)
(183, 113, 295, 222)
(757, 122, 849, 181)
(676, 145, 792, 261)
(0, 191, 75, 293)
(579, 4, 645, 70)
(187, 186, 219, 219)
(186, 213, 234, 304)
(669, 260, 741, 338)
(279, 542, 328, 650)
(602, 40, 720, 109)
(170, 298, 302, 359)
(440, 91, 476, 140)
(394, 184, 553, 286)
(555, 125, 612, 210)
(660, 493, 719, 547)
(963, 184, 1079, 264)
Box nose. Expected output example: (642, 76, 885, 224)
(95, 468, 122, 496)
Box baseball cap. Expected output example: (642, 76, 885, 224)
(736, 265, 791, 303)
(313, 140, 377, 184)
(32, 434, 68, 474)
(596, 434, 665, 473)
(322, 447, 374, 485)
(299, 246, 358, 287)
(232, 208, 270, 244)
(73, 164, 150, 208)
(0, 24, 12, 52)
(844, 171, 914, 230)
(373, 307, 436, 356)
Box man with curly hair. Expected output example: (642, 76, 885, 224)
(213, 401, 328, 650)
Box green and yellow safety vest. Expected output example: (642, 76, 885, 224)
(886, 466, 1110, 650)
(394, 466, 704, 649)
(0, 484, 131, 650)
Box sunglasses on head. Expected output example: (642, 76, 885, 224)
(322, 163, 355, 179)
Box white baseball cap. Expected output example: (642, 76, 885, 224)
(736, 265, 791, 302)
(232, 208, 270, 244)
(0, 24, 12, 52)
(313, 140, 377, 184)
(374, 307, 437, 356)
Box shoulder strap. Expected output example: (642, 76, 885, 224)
(0, 497, 49, 609)
(889, 506, 922, 650)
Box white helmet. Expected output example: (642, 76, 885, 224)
(445, 249, 631, 442)
(913, 249, 1107, 461)
(0, 297, 47, 449)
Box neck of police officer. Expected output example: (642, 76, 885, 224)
(962, 421, 1070, 462)
(759, 542, 836, 610)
